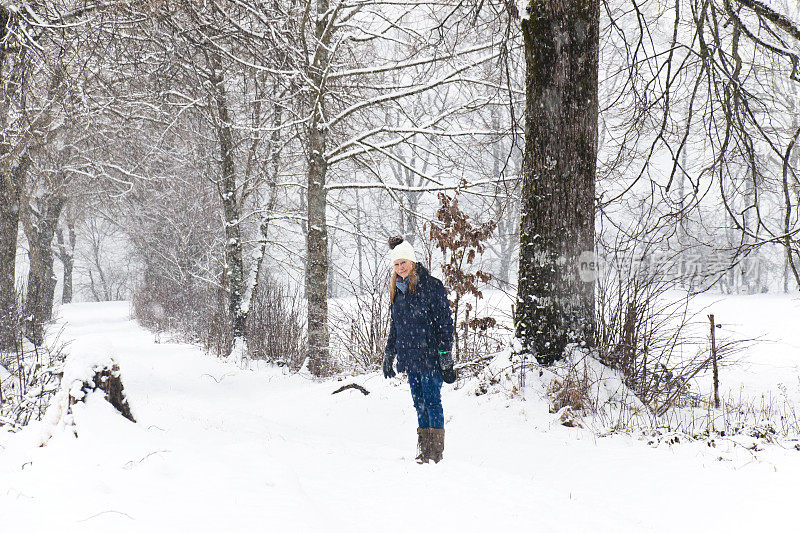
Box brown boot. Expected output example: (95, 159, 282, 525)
(428, 428, 445, 463)
(415, 428, 431, 464)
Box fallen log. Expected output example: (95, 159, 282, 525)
(69, 363, 135, 423)
(332, 383, 370, 396)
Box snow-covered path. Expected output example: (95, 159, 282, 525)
(1, 302, 799, 532)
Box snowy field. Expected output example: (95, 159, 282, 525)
(689, 293, 800, 403)
(1, 299, 800, 532)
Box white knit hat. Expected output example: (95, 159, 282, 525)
(389, 237, 417, 264)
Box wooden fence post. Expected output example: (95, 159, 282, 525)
(708, 314, 720, 409)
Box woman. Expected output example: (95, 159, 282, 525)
(383, 236, 456, 464)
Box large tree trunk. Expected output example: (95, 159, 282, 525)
(23, 194, 66, 345)
(515, 1, 599, 364)
(305, 0, 332, 376)
(0, 157, 30, 349)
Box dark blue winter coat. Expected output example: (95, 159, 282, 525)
(385, 264, 454, 373)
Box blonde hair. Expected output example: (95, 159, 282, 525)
(390, 262, 418, 303)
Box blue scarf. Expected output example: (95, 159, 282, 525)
(396, 277, 409, 294)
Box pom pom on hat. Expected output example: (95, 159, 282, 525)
(388, 236, 417, 264)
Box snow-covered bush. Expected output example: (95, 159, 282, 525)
(473, 342, 800, 450)
(472, 346, 647, 426)
(0, 332, 68, 431)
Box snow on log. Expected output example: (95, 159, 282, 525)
(33, 352, 136, 445)
(68, 363, 135, 423)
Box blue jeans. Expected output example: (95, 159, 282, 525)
(407, 371, 444, 429)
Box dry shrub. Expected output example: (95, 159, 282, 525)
(330, 268, 390, 373)
(134, 267, 306, 368)
(547, 370, 591, 413)
(132, 268, 230, 355)
(429, 193, 499, 367)
(595, 244, 710, 412)
(246, 274, 306, 370)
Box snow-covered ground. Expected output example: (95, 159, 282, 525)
(1, 300, 800, 532)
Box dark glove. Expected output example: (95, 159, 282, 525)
(438, 350, 457, 384)
(383, 352, 396, 379)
